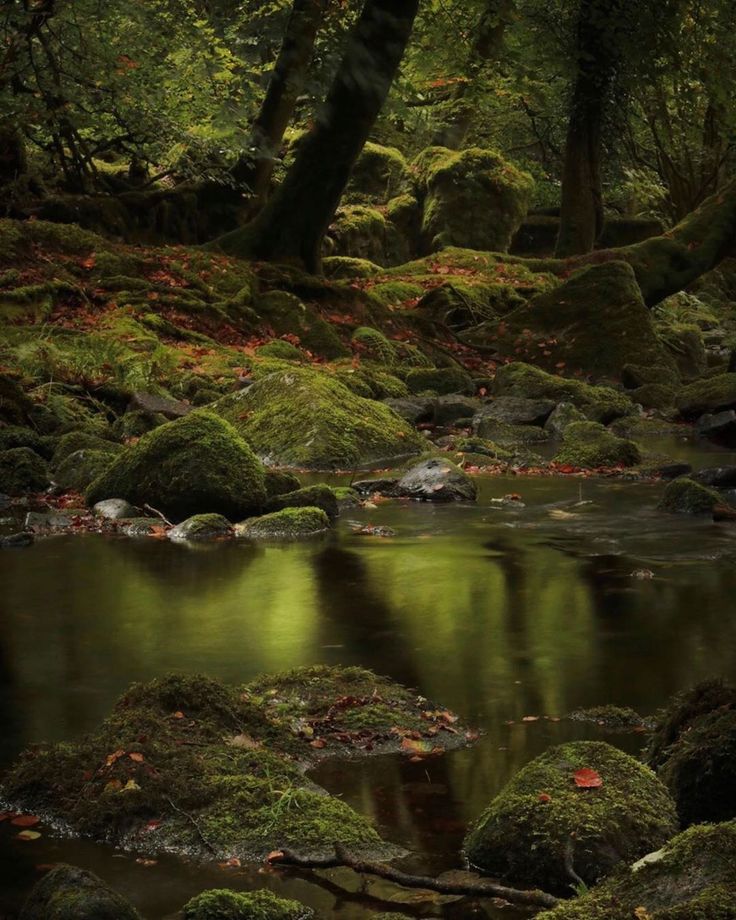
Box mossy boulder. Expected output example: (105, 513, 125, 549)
(168, 514, 233, 542)
(536, 822, 736, 920)
(86, 410, 266, 523)
(646, 681, 736, 826)
(498, 263, 675, 380)
(474, 417, 551, 448)
(0, 446, 50, 495)
(182, 888, 310, 920)
(51, 431, 121, 468)
(0, 372, 33, 425)
(493, 363, 635, 423)
(264, 485, 339, 522)
(0, 425, 50, 457)
(54, 448, 117, 492)
(658, 322, 708, 380)
(395, 457, 478, 502)
(622, 363, 680, 390)
(554, 421, 641, 470)
(414, 147, 533, 252)
(112, 409, 168, 440)
(346, 142, 410, 204)
(255, 339, 304, 361)
(235, 507, 331, 540)
(214, 367, 424, 470)
(657, 477, 721, 515)
(464, 741, 679, 895)
(676, 374, 736, 418)
(405, 366, 473, 396)
(327, 205, 409, 267)
(20, 864, 142, 920)
(631, 383, 677, 410)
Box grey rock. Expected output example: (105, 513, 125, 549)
(93, 498, 139, 520)
(696, 410, 736, 444)
(0, 492, 10, 510)
(544, 402, 587, 438)
(129, 391, 192, 419)
(120, 517, 160, 537)
(24, 510, 74, 532)
(692, 467, 736, 488)
(433, 395, 481, 427)
(20, 864, 142, 920)
(395, 458, 477, 502)
(352, 478, 399, 496)
(0, 532, 34, 549)
(382, 397, 434, 425)
(168, 514, 233, 542)
(473, 396, 555, 428)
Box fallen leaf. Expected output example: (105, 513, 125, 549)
(105, 749, 125, 767)
(227, 733, 261, 750)
(16, 830, 41, 841)
(574, 767, 603, 789)
(129, 752, 145, 763)
(267, 850, 285, 863)
(135, 858, 157, 867)
(219, 856, 241, 869)
(522, 715, 540, 723)
(310, 738, 327, 749)
(11, 815, 40, 828)
(538, 793, 552, 803)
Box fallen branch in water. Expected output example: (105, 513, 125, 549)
(268, 844, 560, 909)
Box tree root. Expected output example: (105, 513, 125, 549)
(269, 844, 560, 910)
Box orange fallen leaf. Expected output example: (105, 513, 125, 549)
(16, 830, 41, 841)
(129, 752, 145, 763)
(267, 850, 285, 863)
(11, 815, 40, 828)
(574, 767, 603, 788)
(538, 793, 552, 803)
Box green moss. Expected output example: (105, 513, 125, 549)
(334, 364, 409, 400)
(255, 340, 304, 361)
(255, 292, 347, 360)
(86, 410, 266, 523)
(235, 507, 330, 540)
(657, 322, 708, 380)
(657, 478, 721, 515)
(51, 431, 120, 469)
(264, 485, 339, 522)
(351, 327, 397, 364)
(464, 741, 679, 895)
(263, 469, 301, 499)
(554, 421, 641, 469)
(112, 409, 168, 439)
(182, 888, 310, 920)
(328, 205, 409, 267)
(494, 363, 635, 423)
(367, 280, 424, 308)
(0, 446, 50, 495)
(676, 373, 736, 418)
(321, 256, 382, 280)
(405, 366, 472, 395)
(54, 448, 116, 492)
(0, 425, 49, 457)
(347, 142, 410, 204)
(214, 366, 424, 470)
(568, 705, 647, 730)
(475, 418, 551, 448)
(0, 371, 33, 425)
(20, 864, 143, 920)
(631, 383, 677, 410)
(622, 363, 680, 390)
(168, 514, 233, 542)
(537, 822, 736, 920)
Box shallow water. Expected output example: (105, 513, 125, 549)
(2, 460, 736, 917)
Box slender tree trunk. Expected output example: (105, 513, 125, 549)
(232, 0, 329, 212)
(213, 0, 420, 273)
(555, 0, 620, 257)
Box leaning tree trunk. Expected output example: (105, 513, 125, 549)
(555, 0, 622, 258)
(213, 0, 420, 272)
(232, 0, 329, 214)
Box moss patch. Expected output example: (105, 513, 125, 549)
(676, 374, 736, 418)
(183, 888, 311, 920)
(554, 421, 641, 470)
(235, 507, 331, 540)
(657, 478, 721, 515)
(0, 446, 50, 495)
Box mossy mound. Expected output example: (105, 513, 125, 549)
(631, 383, 677, 410)
(0, 425, 51, 457)
(235, 507, 331, 540)
(86, 410, 266, 523)
(255, 340, 305, 361)
(676, 374, 736, 418)
(214, 367, 424, 470)
(537, 822, 736, 920)
(568, 705, 648, 731)
(346, 142, 410, 204)
(168, 514, 233, 542)
(414, 147, 533, 252)
(646, 681, 736, 826)
(327, 205, 409, 267)
(464, 741, 678, 895)
(493, 363, 634, 423)
(54, 448, 117, 492)
(264, 485, 339, 522)
(255, 291, 348, 360)
(405, 366, 473, 396)
(263, 469, 301, 499)
(20, 864, 142, 920)
(657, 478, 721, 515)
(497, 262, 675, 380)
(554, 421, 641, 470)
(622, 363, 680, 390)
(51, 431, 121, 469)
(182, 888, 311, 920)
(0, 446, 50, 495)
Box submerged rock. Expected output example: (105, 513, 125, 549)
(20, 864, 142, 920)
(536, 821, 736, 919)
(657, 477, 721, 515)
(214, 367, 424, 470)
(554, 422, 641, 469)
(692, 466, 736, 488)
(0, 532, 34, 549)
(0, 447, 50, 495)
(646, 680, 736, 826)
(464, 741, 678, 894)
(235, 507, 331, 540)
(183, 888, 311, 920)
(169, 514, 233, 542)
(395, 458, 477, 502)
(86, 410, 266, 523)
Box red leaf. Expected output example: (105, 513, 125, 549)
(538, 793, 552, 803)
(11, 815, 40, 827)
(574, 768, 603, 788)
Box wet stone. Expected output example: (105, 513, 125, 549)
(93, 498, 139, 520)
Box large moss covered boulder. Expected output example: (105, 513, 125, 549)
(676, 373, 736, 418)
(657, 477, 721, 515)
(497, 262, 676, 380)
(554, 421, 641, 469)
(493, 363, 634, 423)
(646, 681, 736, 826)
(536, 821, 736, 920)
(346, 142, 411, 204)
(183, 888, 310, 920)
(414, 147, 533, 252)
(214, 367, 424, 470)
(464, 741, 678, 894)
(86, 410, 266, 523)
(20, 864, 142, 920)
(0, 446, 50, 495)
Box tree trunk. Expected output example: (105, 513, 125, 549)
(555, 0, 621, 257)
(213, 0, 420, 272)
(232, 0, 328, 212)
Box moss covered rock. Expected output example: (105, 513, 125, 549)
(51, 431, 121, 468)
(395, 457, 478, 502)
(0, 372, 33, 425)
(86, 410, 266, 523)
(182, 888, 310, 920)
(498, 262, 675, 380)
(493, 363, 635, 423)
(264, 485, 339, 522)
(405, 366, 473, 396)
(622, 363, 680, 390)
(554, 421, 641, 469)
(255, 339, 304, 361)
(168, 514, 233, 542)
(631, 383, 677, 410)
(327, 205, 409, 267)
(214, 367, 424, 470)
(464, 741, 679, 895)
(54, 448, 117, 492)
(0, 446, 50, 495)
(646, 681, 736, 826)
(255, 291, 348, 360)
(414, 147, 533, 253)
(235, 507, 330, 540)
(536, 822, 736, 920)
(346, 142, 410, 204)
(0, 425, 50, 457)
(657, 477, 721, 515)
(676, 374, 736, 418)
(20, 864, 142, 920)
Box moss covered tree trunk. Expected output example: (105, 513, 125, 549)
(214, 0, 420, 273)
(232, 0, 329, 214)
(555, 0, 623, 258)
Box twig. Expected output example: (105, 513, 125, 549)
(165, 796, 216, 854)
(270, 845, 560, 910)
(143, 504, 173, 527)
